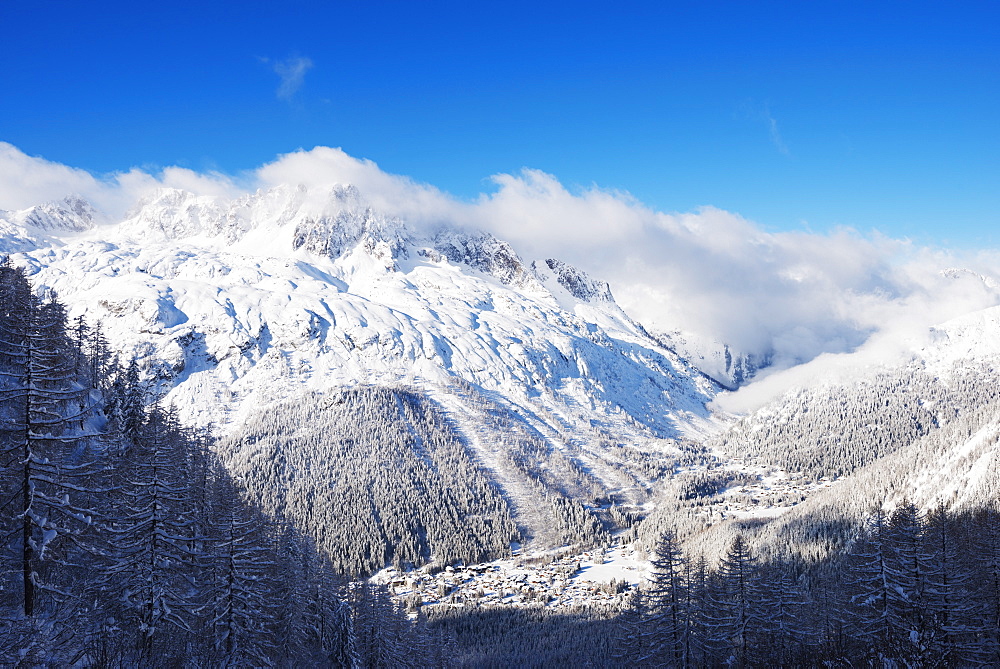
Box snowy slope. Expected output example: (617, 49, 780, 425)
(0, 186, 723, 532)
(920, 302, 1000, 370)
(722, 396, 1000, 565)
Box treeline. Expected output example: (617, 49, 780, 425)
(0, 262, 439, 666)
(621, 504, 1000, 667)
(413, 502, 1000, 667)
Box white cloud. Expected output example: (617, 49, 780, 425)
(0, 143, 108, 213)
(272, 56, 313, 100)
(4, 142, 999, 413)
(0, 142, 241, 221)
(255, 146, 459, 224)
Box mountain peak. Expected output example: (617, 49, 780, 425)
(14, 195, 97, 232)
(120, 188, 227, 241)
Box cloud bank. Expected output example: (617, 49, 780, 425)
(3, 142, 999, 411)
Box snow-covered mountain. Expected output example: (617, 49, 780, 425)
(8, 181, 1000, 567)
(0, 184, 731, 556)
(6, 180, 1000, 666)
(711, 301, 1000, 482)
(14, 184, 719, 437)
(665, 299, 1000, 564)
(0, 194, 96, 251)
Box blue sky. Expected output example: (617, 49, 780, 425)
(2, 1, 998, 246)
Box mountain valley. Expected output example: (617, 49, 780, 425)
(2, 184, 1000, 665)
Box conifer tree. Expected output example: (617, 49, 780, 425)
(610, 588, 646, 666)
(204, 475, 279, 666)
(751, 559, 810, 666)
(922, 504, 976, 664)
(682, 553, 710, 666)
(0, 262, 102, 619)
(885, 500, 932, 664)
(968, 506, 1000, 663)
(847, 507, 893, 659)
(101, 404, 199, 661)
(642, 530, 687, 666)
(704, 534, 756, 665)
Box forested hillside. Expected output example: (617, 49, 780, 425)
(711, 361, 1000, 480)
(700, 387, 1000, 566)
(220, 388, 519, 575)
(219, 386, 618, 575)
